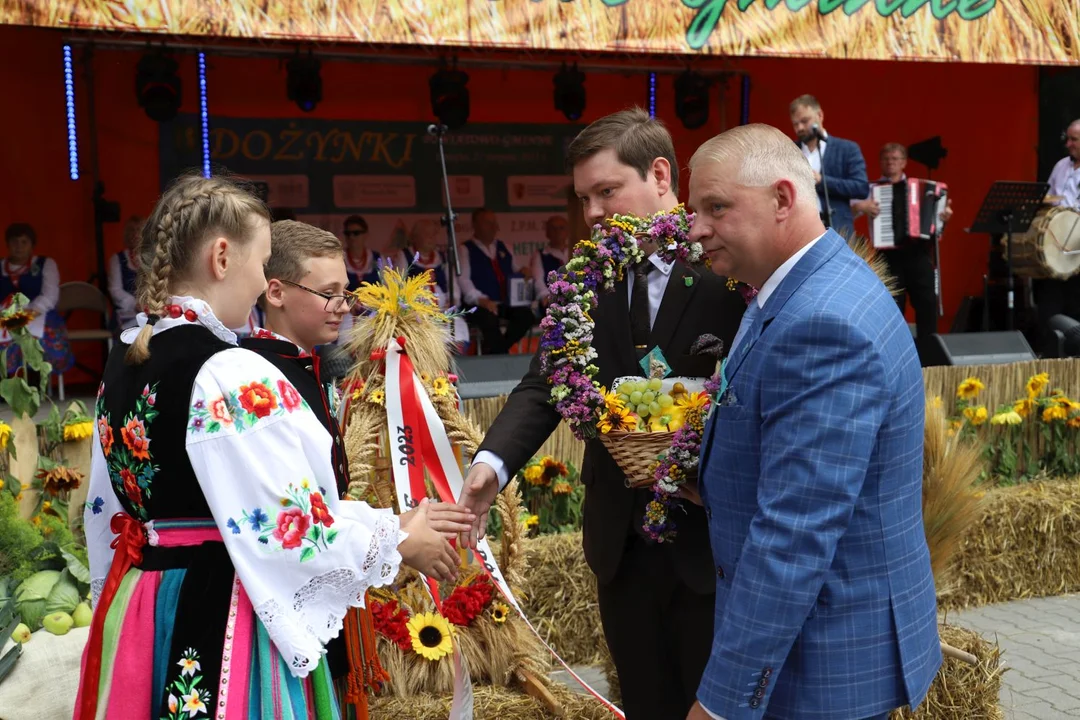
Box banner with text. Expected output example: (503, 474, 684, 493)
(160, 115, 582, 263)
(6, 0, 1079, 64)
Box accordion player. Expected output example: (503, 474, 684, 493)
(869, 178, 949, 249)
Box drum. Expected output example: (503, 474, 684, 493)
(1010, 206, 1080, 280)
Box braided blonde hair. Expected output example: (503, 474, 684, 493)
(126, 174, 270, 364)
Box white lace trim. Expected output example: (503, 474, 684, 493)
(251, 513, 405, 678)
(119, 295, 238, 345)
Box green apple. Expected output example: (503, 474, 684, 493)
(42, 611, 74, 636)
(11, 622, 31, 643)
(72, 602, 93, 628)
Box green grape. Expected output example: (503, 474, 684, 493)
(658, 394, 674, 408)
(647, 378, 663, 392)
(636, 403, 650, 417)
(629, 391, 643, 405)
(617, 394, 630, 406)
(649, 401, 661, 416)
(642, 391, 656, 404)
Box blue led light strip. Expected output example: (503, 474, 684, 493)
(648, 72, 657, 118)
(199, 52, 211, 178)
(63, 45, 79, 181)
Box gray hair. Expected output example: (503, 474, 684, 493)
(689, 124, 817, 210)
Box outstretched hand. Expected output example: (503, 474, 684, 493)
(458, 462, 500, 549)
(398, 499, 460, 583)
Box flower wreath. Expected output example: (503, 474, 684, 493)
(537, 206, 757, 540)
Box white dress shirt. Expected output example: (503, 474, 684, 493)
(531, 246, 570, 302)
(1048, 156, 1080, 210)
(800, 138, 827, 213)
(474, 253, 674, 490)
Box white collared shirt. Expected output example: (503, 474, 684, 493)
(1048, 156, 1080, 210)
(800, 138, 827, 213)
(754, 232, 827, 310)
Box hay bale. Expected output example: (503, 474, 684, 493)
(940, 477, 1080, 610)
(891, 623, 1004, 720)
(369, 683, 614, 719)
(519, 532, 606, 665)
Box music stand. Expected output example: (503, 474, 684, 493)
(969, 181, 1049, 331)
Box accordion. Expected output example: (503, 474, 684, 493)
(869, 179, 948, 249)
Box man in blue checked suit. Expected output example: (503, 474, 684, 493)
(683, 124, 941, 720)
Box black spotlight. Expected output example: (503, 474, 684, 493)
(429, 64, 470, 130)
(554, 63, 586, 121)
(287, 53, 322, 112)
(136, 53, 181, 122)
(674, 70, 711, 130)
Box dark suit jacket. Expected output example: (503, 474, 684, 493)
(810, 135, 869, 235)
(478, 261, 745, 593)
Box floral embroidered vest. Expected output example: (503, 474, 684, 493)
(95, 325, 233, 522)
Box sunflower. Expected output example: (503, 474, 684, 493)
(0, 421, 11, 447)
(962, 406, 987, 426)
(991, 410, 1023, 425)
(491, 602, 510, 624)
(956, 377, 985, 400)
(63, 420, 94, 442)
(0, 309, 35, 332)
(524, 514, 540, 529)
(406, 612, 454, 662)
(541, 457, 567, 483)
(1042, 405, 1068, 423)
(1069, 416, 1080, 429)
(368, 389, 385, 406)
(598, 407, 637, 434)
(602, 390, 626, 414)
(38, 465, 83, 494)
(431, 377, 451, 396)
(1026, 372, 1049, 398)
(676, 391, 710, 429)
(552, 480, 573, 495)
(523, 464, 546, 486)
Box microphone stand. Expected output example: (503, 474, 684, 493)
(816, 135, 833, 229)
(428, 123, 460, 305)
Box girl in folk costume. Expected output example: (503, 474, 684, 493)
(0, 222, 75, 376)
(77, 175, 462, 720)
(339, 214, 406, 347)
(240, 219, 475, 715)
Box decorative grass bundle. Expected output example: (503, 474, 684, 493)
(940, 476, 1080, 610)
(890, 623, 1004, 720)
(368, 683, 614, 720)
(518, 532, 605, 665)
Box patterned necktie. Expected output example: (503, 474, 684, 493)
(630, 261, 654, 356)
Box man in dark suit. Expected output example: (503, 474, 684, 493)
(789, 94, 869, 235)
(459, 108, 746, 719)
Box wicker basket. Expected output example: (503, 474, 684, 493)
(598, 430, 677, 488)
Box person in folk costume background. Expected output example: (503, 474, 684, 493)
(77, 174, 463, 720)
(240, 219, 476, 715)
(107, 215, 145, 333)
(0, 222, 75, 378)
(460, 108, 746, 720)
(337, 214, 406, 348)
(529, 215, 571, 312)
(405, 218, 469, 349)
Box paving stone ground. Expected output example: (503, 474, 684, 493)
(556, 595, 1080, 719)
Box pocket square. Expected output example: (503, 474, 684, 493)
(691, 333, 725, 359)
(718, 388, 740, 407)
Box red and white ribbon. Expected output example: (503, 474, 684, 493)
(383, 338, 624, 718)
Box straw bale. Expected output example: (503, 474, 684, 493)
(518, 532, 606, 665)
(369, 682, 615, 720)
(940, 476, 1080, 610)
(891, 623, 1004, 720)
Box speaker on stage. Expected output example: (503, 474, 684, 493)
(917, 331, 1036, 367)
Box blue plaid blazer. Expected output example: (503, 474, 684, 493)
(697, 229, 941, 719)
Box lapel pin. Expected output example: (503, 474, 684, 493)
(684, 276, 694, 287)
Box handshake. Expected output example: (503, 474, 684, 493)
(394, 463, 498, 583)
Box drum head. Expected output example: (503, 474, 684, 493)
(1041, 208, 1080, 279)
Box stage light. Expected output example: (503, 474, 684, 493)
(287, 53, 322, 112)
(553, 63, 586, 121)
(674, 70, 710, 130)
(648, 72, 657, 118)
(136, 52, 181, 123)
(198, 52, 210, 178)
(429, 65, 470, 130)
(63, 45, 79, 180)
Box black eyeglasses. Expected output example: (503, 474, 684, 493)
(280, 280, 358, 312)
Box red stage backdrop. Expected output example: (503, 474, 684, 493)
(0, 26, 1040, 383)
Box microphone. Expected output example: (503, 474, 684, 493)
(427, 123, 448, 136)
(810, 123, 825, 140)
